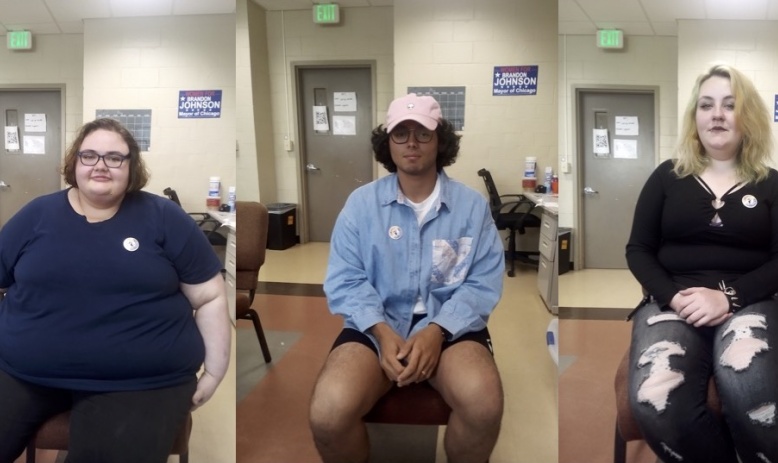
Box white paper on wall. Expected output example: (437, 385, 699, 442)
(5, 126, 20, 150)
(615, 116, 639, 136)
(613, 139, 638, 159)
(313, 106, 329, 131)
(24, 114, 47, 132)
(593, 128, 610, 155)
(333, 116, 356, 135)
(23, 135, 46, 155)
(333, 92, 357, 112)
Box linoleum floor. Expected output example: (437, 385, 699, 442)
(240, 243, 558, 463)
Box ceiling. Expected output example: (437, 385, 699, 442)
(560, 0, 778, 36)
(0, 0, 236, 35)
(8, 0, 776, 38)
(251, 0, 392, 10)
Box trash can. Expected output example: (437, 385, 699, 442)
(266, 203, 297, 250)
(558, 228, 571, 275)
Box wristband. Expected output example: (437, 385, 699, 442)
(431, 323, 451, 341)
(718, 280, 742, 313)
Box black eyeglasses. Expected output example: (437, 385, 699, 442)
(390, 127, 434, 144)
(77, 150, 130, 168)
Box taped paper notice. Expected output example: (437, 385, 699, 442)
(614, 139, 638, 159)
(23, 135, 45, 155)
(334, 92, 357, 112)
(313, 106, 329, 132)
(593, 128, 610, 155)
(5, 126, 20, 150)
(615, 116, 638, 136)
(25, 114, 47, 132)
(333, 116, 356, 135)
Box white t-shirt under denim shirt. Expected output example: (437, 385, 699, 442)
(323, 170, 505, 354)
(405, 178, 441, 315)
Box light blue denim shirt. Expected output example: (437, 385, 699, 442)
(324, 171, 505, 352)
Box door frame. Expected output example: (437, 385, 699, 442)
(292, 60, 377, 243)
(571, 84, 660, 269)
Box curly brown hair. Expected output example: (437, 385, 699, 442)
(372, 119, 461, 173)
(62, 118, 149, 193)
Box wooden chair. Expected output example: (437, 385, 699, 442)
(613, 348, 721, 463)
(235, 201, 272, 363)
(25, 410, 192, 463)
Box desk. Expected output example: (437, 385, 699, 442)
(207, 211, 236, 323)
(523, 192, 559, 315)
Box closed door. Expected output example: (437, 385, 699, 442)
(578, 90, 655, 269)
(297, 67, 373, 242)
(0, 90, 62, 227)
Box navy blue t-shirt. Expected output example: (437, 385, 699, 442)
(0, 189, 222, 391)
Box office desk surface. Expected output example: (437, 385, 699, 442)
(207, 210, 236, 231)
(523, 192, 558, 215)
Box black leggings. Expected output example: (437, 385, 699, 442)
(0, 369, 196, 463)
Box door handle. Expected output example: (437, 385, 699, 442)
(0, 180, 9, 189)
(583, 186, 598, 195)
(306, 163, 321, 172)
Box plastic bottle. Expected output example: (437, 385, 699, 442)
(227, 186, 236, 213)
(208, 177, 221, 198)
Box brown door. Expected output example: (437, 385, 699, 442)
(0, 89, 62, 227)
(297, 66, 373, 242)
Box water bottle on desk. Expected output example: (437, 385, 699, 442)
(227, 186, 236, 213)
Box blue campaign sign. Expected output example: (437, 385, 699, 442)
(178, 90, 222, 118)
(493, 65, 538, 96)
(774, 95, 778, 122)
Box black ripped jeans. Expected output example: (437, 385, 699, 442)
(628, 299, 778, 463)
(0, 369, 196, 463)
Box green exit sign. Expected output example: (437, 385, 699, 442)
(313, 4, 340, 24)
(597, 29, 623, 49)
(7, 30, 32, 50)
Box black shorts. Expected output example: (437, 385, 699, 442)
(331, 315, 493, 356)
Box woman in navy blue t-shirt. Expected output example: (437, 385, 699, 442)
(0, 118, 230, 462)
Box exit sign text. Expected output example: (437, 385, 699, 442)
(7, 30, 32, 50)
(313, 4, 340, 24)
(597, 30, 623, 49)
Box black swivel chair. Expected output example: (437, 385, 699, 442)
(477, 168, 541, 277)
(163, 187, 227, 247)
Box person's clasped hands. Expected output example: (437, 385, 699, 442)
(372, 322, 445, 387)
(670, 287, 732, 327)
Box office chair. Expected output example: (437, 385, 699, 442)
(163, 187, 227, 247)
(477, 168, 541, 277)
(25, 411, 192, 463)
(235, 201, 271, 363)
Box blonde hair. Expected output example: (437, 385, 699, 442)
(673, 64, 773, 184)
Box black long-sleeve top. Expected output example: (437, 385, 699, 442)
(626, 159, 778, 308)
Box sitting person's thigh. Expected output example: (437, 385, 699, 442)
(67, 379, 196, 463)
(431, 332, 503, 412)
(311, 330, 392, 420)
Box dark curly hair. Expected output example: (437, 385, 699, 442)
(372, 119, 461, 173)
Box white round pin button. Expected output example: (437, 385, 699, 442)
(388, 226, 402, 240)
(123, 237, 140, 252)
(742, 195, 757, 209)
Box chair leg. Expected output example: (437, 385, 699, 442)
(26, 443, 36, 463)
(614, 423, 627, 463)
(179, 450, 189, 463)
(248, 309, 272, 363)
(506, 230, 517, 277)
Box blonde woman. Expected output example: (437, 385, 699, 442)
(626, 64, 778, 463)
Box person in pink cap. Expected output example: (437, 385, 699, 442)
(310, 93, 505, 463)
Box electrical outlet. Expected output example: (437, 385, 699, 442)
(284, 138, 294, 152)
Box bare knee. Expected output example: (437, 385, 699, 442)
(443, 362, 504, 428)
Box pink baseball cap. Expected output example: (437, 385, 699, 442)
(385, 93, 442, 132)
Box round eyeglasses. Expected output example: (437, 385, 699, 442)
(77, 150, 130, 168)
(390, 127, 434, 144)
